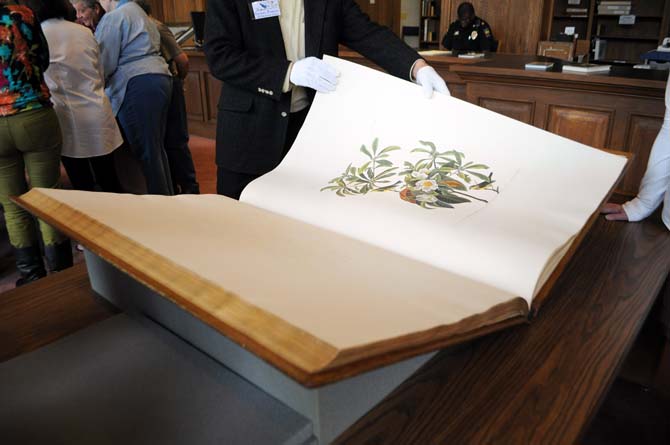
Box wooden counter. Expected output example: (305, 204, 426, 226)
(183, 49, 667, 196)
(450, 54, 667, 197)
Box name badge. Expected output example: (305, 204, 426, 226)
(250, 0, 281, 20)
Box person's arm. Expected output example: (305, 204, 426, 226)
(622, 116, 670, 220)
(204, 0, 290, 99)
(479, 22, 494, 52)
(442, 24, 454, 50)
(155, 20, 181, 62)
(174, 53, 189, 80)
(94, 15, 122, 83)
(34, 21, 50, 73)
(603, 112, 670, 222)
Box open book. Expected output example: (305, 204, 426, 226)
(15, 57, 627, 387)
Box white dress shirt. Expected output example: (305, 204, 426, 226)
(623, 75, 670, 230)
(279, 0, 309, 112)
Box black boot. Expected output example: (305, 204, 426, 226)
(14, 245, 47, 287)
(45, 240, 73, 273)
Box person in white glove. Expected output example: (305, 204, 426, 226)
(290, 56, 449, 98)
(290, 57, 340, 93)
(205, 0, 451, 199)
(601, 76, 669, 231)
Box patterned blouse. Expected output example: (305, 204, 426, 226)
(0, 4, 51, 117)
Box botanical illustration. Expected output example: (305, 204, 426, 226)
(321, 138, 499, 209)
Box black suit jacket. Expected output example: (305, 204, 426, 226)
(204, 0, 420, 174)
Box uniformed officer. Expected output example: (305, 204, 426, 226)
(442, 2, 495, 52)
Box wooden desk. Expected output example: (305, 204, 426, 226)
(2, 214, 669, 444)
(337, 214, 670, 444)
(450, 54, 667, 197)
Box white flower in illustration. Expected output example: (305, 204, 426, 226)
(415, 179, 438, 193)
(415, 194, 438, 203)
(411, 168, 431, 180)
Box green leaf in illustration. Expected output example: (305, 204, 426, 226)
(379, 146, 401, 155)
(418, 140, 437, 151)
(357, 162, 371, 176)
(322, 138, 499, 210)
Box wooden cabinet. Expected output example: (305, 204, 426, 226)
(546, 105, 613, 148)
(184, 51, 220, 139)
(149, 0, 206, 24)
(452, 61, 666, 196)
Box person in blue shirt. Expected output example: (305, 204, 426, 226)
(96, 0, 174, 195)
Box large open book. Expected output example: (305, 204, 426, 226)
(15, 57, 627, 387)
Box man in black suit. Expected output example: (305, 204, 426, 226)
(205, 0, 449, 199)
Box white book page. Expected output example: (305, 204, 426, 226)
(242, 56, 626, 304)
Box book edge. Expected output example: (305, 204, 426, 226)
(14, 188, 529, 387)
(529, 149, 630, 315)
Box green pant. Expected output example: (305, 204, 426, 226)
(0, 107, 66, 248)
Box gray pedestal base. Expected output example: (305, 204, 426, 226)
(0, 314, 315, 445)
(84, 250, 434, 444)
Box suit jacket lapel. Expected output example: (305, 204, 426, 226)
(304, 0, 327, 57)
(267, 18, 288, 59)
(245, 0, 287, 59)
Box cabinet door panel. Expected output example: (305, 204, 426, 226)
(546, 106, 612, 149)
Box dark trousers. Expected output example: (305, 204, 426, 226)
(165, 77, 199, 194)
(217, 106, 309, 199)
(61, 152, 123, 193)
(117, 73, 173, 195)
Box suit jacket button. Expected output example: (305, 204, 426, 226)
(281, 112, 288, 117)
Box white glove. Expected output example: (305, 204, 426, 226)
(290, 57, 340, 93)
(415, 66, 450, 99)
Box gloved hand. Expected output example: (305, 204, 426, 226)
(290, 57, 340, 93)
(415, 65, 450, 99)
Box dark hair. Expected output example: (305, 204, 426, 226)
(74, 0, 102, 8)
(133, 0, 151, 15)
(21, 0, 76, 22)
(457, 2, 475, 17)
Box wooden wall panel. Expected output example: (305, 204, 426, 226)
(478, 98, 534, 124)
(622, 115, 663, 194)
(156, 0, 398, 30)
(461, 74, 665, 195)
(353, 0, 402, 36)
(440, 0, 545, 54)
(184, 71, 205, 122)
(546, 106, 612, 148)
(155, 0, 206, 24)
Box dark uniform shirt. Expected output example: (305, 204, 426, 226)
(442, 16, 494, 52)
